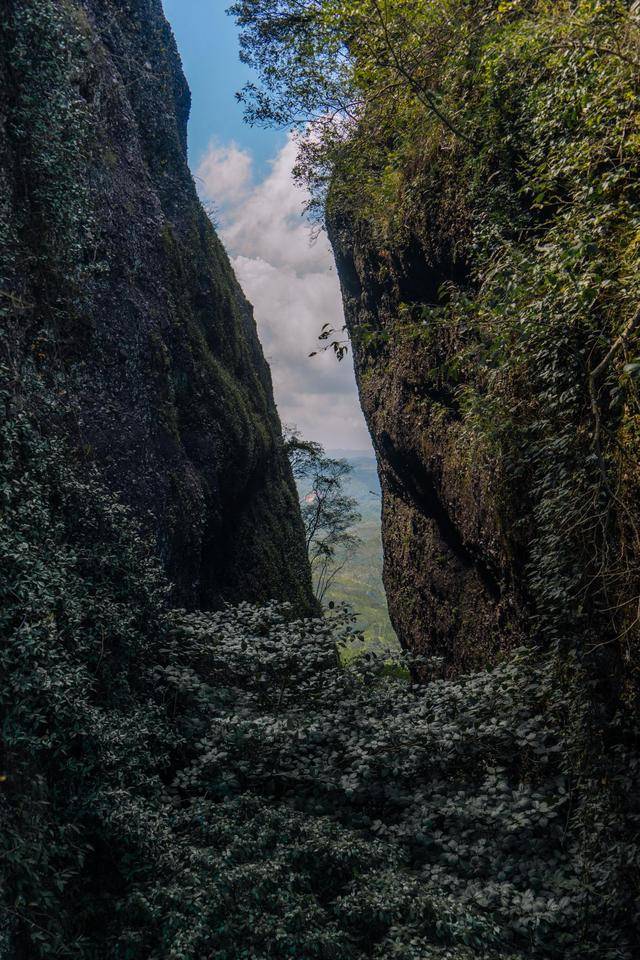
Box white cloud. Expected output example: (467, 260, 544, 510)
(196, 140, 253, 208)
(196, 135, 372, 451)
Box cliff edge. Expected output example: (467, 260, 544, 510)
(0, 0, 314, 611)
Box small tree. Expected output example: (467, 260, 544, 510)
(284, 427, 362, 603)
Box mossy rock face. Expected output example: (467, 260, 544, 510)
(329, 216, 523, 674)
(323, 6, 640, 689)
(0, 0, 314, 612)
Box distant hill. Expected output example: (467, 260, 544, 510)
(325, 452, 399, 653)
(327, 450, 383, 519)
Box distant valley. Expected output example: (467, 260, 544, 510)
(324, 451, 399, 653)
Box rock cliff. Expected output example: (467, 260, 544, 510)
(317, 4, 640, 691)
(329, 218, 523, 672)
(0, 0, 314, 611)
(331, 175, 638, 690)
(227, 0, 640, 700)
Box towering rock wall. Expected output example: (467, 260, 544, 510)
(329, 219, 523, 673)
(331, 183, 638, 690)
(321, 6, 640, 692)
(0, 0, 314, 611)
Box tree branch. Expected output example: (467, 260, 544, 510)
(369, 0, 476, 146)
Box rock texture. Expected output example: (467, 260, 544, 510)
(329, 218, 523, 672)
(0, 0, 314, 611)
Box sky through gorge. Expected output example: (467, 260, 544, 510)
(162, 0, 372, 451)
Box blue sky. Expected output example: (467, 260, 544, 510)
(161, 1, 371, 452)
(162, 0, 286, 175)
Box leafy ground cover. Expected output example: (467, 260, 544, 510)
(1, 377, 638, 958)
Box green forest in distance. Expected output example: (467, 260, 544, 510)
(321, 452, 398, 653)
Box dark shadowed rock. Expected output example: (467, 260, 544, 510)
(0, 0, 314, 611)
(328, 216, 523, 672)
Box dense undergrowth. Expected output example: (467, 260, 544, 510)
(1, 371, 638, 958)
